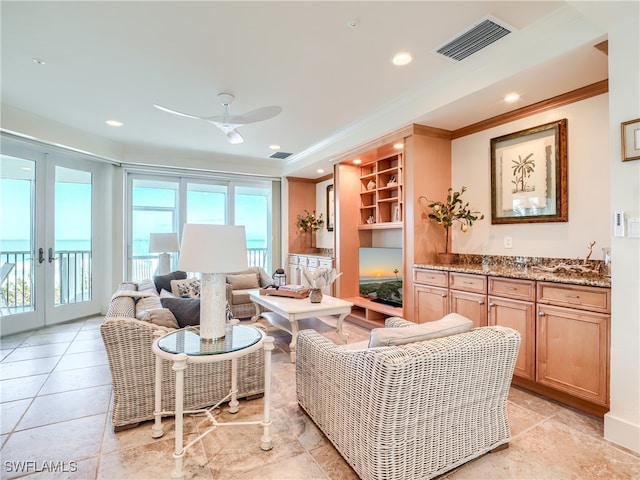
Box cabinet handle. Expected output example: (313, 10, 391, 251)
(463, 281, 474, 284)
(478, 300, 484, 305)
(441, 293, 447, 298)
(503, 286, 517, 291)
(488, 302, 495, 308)
(563, 294, 580, 299)
(539, 311, 546, 316)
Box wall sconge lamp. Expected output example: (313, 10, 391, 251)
(178, 224, 248, 341)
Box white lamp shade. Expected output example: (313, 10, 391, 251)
(149, 233, 180, 253)
(178, 224, 248, 274)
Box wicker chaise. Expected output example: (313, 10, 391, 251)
(295, 317, 521, 480)
(101, 281, 265, 430)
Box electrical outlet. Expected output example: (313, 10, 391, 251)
(504, 236, 513, 249)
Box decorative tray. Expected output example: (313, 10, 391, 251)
(259, 286, 309, 298)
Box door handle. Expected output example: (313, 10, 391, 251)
(48, 248, 55, 263)
(38, 248, 45, 264)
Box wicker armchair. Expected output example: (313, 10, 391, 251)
(101, 282, 265, 430)
(225, 266, 273, 319)
(295, 317, 521, 480)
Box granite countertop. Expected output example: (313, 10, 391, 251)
(413, 254, 611, 288)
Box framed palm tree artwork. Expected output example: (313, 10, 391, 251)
(490, 118, 568, 224)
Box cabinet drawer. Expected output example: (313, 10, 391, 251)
(297, 256, 308, 267)
(449, 272, 487, 294)
(413, 269, 448, 287)
(537, 282, 611, 313)
(488, 277, 535, 301)
(307, 257, 319, 268)
(288, 255, 299, 265)
(318, 258, 333, 269)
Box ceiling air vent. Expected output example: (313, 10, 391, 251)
(270, 151, 293, 159)
(435, 15, 514, 61)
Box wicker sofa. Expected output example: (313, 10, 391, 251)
(296, 316, 521, 480)
(100, 279, 265, 430)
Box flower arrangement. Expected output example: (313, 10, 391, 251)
(296, 209, 324, 233)
(420, 186, 484, 254)
(301, 267, 342, 289)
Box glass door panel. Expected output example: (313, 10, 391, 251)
(0, 155, 36, 326)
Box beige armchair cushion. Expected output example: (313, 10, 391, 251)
(369, 313, 473, 347)
(226, 272, 260, 290)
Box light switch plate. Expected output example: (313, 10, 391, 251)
(628, 217, 640, 238)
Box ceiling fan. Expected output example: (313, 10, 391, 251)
(153, 93, 281, 144)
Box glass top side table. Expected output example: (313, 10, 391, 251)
(152, 324, 274, 480)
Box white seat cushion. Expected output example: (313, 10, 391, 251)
(369, 313, 473, 348)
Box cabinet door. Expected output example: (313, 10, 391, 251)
(414, 285, 448, 323)
(450, 290, 487, 328)
(537, 304, 609, 406)
(488, 296, 535, 381)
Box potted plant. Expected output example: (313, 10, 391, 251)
(296, 209, 324, 250)
(420, 186, 484, 264)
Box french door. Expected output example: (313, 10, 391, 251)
(0, 136, 106, 336)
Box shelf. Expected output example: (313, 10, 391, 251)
(345, 296, 404, 329)
(357, 222, 402, 230)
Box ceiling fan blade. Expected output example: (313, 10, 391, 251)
(153, 104, 208, 120)
(212, 122, 244, 144)
(206, 106, 282, 125)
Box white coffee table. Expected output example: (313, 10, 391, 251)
(249, 289, 353, 362)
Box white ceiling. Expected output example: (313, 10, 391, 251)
(1, 1, 611, 179)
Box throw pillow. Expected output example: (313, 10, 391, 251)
(153, 271, 187, 294)
(170, 278, 201, 298)
(368, 313, 473, 348)
(135, 295, 163, 320)
(160, 297, 200, 327)
(226, 272, 260, 290)
(160, 288, 176, 298)
(141, 308, 179, 329)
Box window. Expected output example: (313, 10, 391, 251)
(127, 173, 273, 280)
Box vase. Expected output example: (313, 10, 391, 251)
(304, 231, 316, 252)
(309, 288, 323, 303)
(438, 252, 455, 265)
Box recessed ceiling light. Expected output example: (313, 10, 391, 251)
(392, 52, 412, 66)
(393, 143, 403, 149)
(347, 19, 359, 29)
(106, 120, 123, 127)
(504, 93, 520, 103)
(353, 159, 362, 165)
(269, 144, 281, 150)
(32, 58, 45, 65)
(317, 168, 325, 174)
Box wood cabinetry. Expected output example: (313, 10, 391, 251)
(413, 267, 611, 415)
(334, 125, 452, 322)
(488, 278, 536, 381)
(536, 282, 610, 407)
(358, 153, 403, 226)
(413, 269, 448, 323)
(449, 272, 487, 328)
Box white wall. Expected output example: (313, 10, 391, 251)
(315, 178, 334, 249)
(603, 14, 640, 454)
(451, 94, 610, 261)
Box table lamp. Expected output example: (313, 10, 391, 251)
(149, 233, 180, 275)
(178, 224, 248, 341)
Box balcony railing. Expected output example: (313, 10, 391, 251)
(1, 250, 92, 312)
(1, 247, 269, 312)
(130, 247, 269, 282)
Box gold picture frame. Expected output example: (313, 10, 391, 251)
(621, 118, 640, 161)
(490, 119, 568, 224)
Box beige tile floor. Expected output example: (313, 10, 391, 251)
(1, 315, 638, 480)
